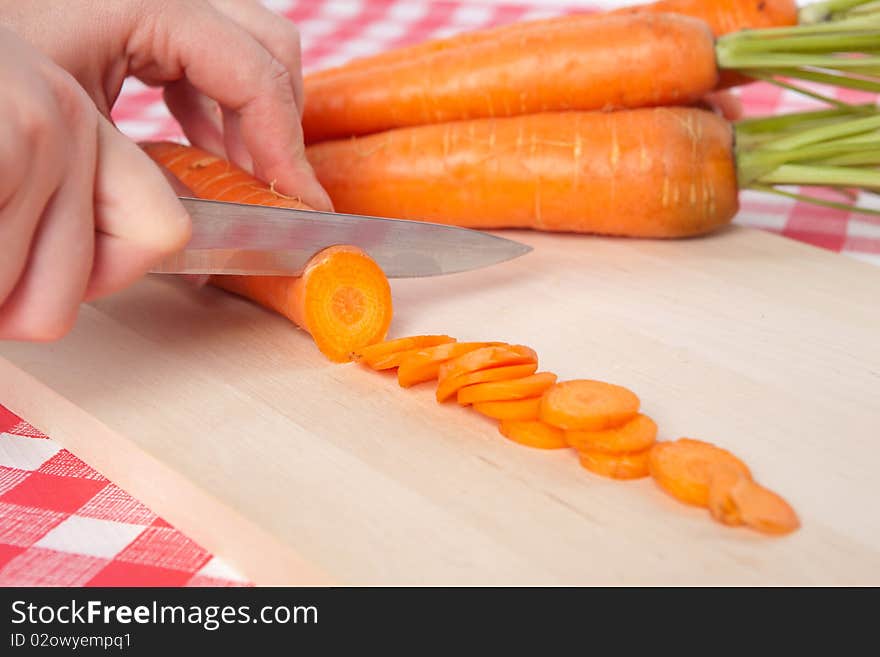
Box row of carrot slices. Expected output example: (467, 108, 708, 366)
(354, 335, 799, 536)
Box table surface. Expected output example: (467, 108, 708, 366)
(1, 0, 878, 586)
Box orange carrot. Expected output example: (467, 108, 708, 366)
(649, 438, 751, 507)
(308, 108, 739, 238)
(302, 2, 798, 142)
(397, 342, 502, 388)
(565, 414, 658, 454)
(303, 13, 718, 143)
(355, 335, 455, 370)
(473, 397, 543, 422)
(143, 142, 393, 363)
(540, 380, 640, 431)
(458, 372, 558, 406)
(498, 420, 568, 450)
(438, 345, 538, 387)
(435, 363, 538, 403)
(578, 448, 652, 480)
(708, 472, 800, 535)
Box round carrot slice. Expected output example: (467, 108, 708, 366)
(711, 477, 800, 535)
(438, 345, 537, 384)
(540, 380, 639, 431)
(397, 342, 499, 387)
(355, 335, 455, 368)
(498, 420, 567, 450)
(565, 414, 657, 454)
(649, 438, 751, 508)
(436, 363, 538, 403)
(473, 397, 542, 421)
(578, 448, 651, 480)
(458, 372, 557, 406)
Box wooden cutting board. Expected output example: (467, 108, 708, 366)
(2, 226, 879, 585)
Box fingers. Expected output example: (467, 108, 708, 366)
(139, 2, 332, 210)
(86, 116, 191, 300)
(163, 79, 225, 157)
(704, 91, 743, 122)
(208, 0, 305, 113)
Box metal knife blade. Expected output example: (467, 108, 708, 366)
(149, 198, 532, 278)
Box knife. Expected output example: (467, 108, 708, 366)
(149, 198, 532, 278)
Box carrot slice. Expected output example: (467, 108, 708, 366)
(397, 342, 501, 387)
(540, 380, 639, 431)
(438, 345, 537, 385)
(355, 335, 455, 368)
(565, 414, 657, 454)
(458, 372, 558, 406)
(649, 438, 751, 507)
(578, 448, 652, 480)
(709, 474, 800, 535)
(498, 420, 567, 450)
(473, 397, 542, 421)
(436, 363, 538, 403)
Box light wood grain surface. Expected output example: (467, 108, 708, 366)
(2, 226, 879, 585)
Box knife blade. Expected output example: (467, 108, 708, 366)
(149, 198, 532, 278)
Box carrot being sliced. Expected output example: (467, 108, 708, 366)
(438, 345, 537, 385)
(578, 448, 652, 480)
(473, 397, 542, 421)
(355, 335, 455, 367)
(649, 438, 751, 508)
(458, 372, 558, 406)
(397, 342, 501, 388)
(498, 421, 567, 450)
(436, 363, 538, 403)
(540, 380, 640, 431)
(565, 414, 657, 454)
(142, 142, 393, 363)
(707, 467, 746, 526)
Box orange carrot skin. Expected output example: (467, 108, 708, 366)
(457, 372, 558, 406)
(308, 108, 739, 238)
(565, 414, 658, 454)
(649, 438, 752, 507)
(303, 13, 717, 143)
(622, 0, 797, 37)
(435, 363, 538, 403)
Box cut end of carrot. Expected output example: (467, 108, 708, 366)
(578, 448, 651, 480)
(540, 380, 640, 431)
(498, 420, 568, 450)
(299, 245, 393, 363)
(649, 438, 751, 508)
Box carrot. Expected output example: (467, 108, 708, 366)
(708, 472, 800, 535)
(540, 380, 640, 432)
(355, 335, 455, 370)
(303, 13, 720, 143)
(565, 414, 658, 454)
(435, 363, 538, 403)
(143, 142, 393, 363)
(302, 1, 803, 143)
(458, 372, 558, 406)
(473, 397, 543, 422)
(308, 108, 739, 238)
(438, 345, 538, 387)
(397, 342, 502, 388)
(649, 438, 751, 507)
(578, 448, 652, 480)
(498, 420, 568, 450)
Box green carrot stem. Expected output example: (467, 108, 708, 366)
(799, 0, 878, 24)
(756, 163, 880, 188)
(752, 67, 880, 93)
(759, 115, 880, 151)
(736, 105, 876, 135)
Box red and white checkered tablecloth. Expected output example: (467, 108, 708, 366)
(1, 0, 878, 587)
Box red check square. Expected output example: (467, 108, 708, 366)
(0, 502, 68, 547)
(115, 526, 211, 573)
(0, 472, 108, 514)
(37, 450, 108, 481)
(0, 547, 109, 586)
(87, 561, 193, 587)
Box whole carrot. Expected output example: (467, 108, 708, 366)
(142, 142, 393, 363)
(307, 107, 740, 238)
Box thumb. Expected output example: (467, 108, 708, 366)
(86, 118, 191, 300)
